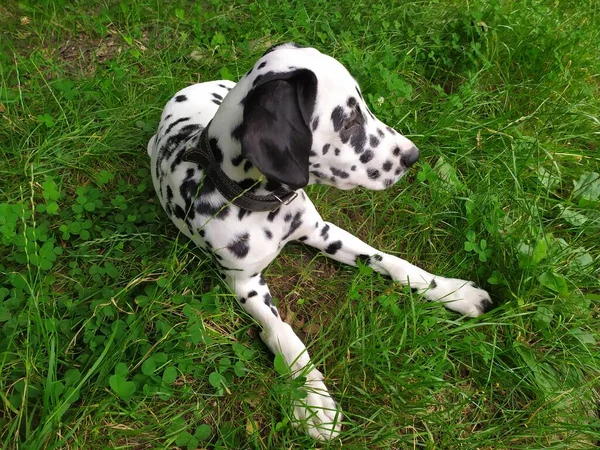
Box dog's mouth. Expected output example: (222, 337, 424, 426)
(363, 168, 409, 191)
(339, 173, 406, 191)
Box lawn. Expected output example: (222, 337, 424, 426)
(1, 0, 599, 448)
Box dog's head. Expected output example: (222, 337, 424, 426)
(217, 43, 419, 191)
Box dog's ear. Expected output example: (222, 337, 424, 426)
(240, 69, 317, 189)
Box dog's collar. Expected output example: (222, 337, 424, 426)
(182, 122, 298, 212)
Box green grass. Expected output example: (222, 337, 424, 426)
(1, 0, 599, 448)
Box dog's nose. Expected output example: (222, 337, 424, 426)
(401, 146, 420, 168)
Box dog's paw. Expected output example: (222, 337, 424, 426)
(292, 371, 342, 441)
(426, 278, 492, 317)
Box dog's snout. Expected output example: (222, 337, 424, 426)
(401, 146, 420, 168)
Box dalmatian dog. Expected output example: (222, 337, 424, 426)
(148, 43, 492, 441)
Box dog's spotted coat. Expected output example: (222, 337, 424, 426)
(148, 43, 492, 441)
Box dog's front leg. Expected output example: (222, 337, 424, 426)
(299, 219, 492, 317)
(225, 272, 342, 441)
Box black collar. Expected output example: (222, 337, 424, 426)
(182, 123, 298, 212)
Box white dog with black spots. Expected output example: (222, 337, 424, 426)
(148, 43, 493, 441)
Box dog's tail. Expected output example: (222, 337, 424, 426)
(147, 135, 157, 157)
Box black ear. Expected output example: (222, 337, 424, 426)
(240, 69, 317, 189)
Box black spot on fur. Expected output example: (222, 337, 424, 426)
(411, 287, 419, 293)
(470, 281, 480, 289)
(387, 126, 396, 135)
(174, 204, 186, 220)
(351, 165, 356, 171)
(258, 61, 267, 69)
(182, 124, 202, 138)
(345, 124, 367, 154)
(196, 201, 229, 219)
(159, 124, 202, 161)
(334, 148, 340, 156)
(271, 307, 279, 317)
(321, 224, 330, 241)
(355, 86, 363, 100)
(477, 298, 493, 314)
(198, 177, 217, 196)
(347, 97, 357, 107)
(212, 99, 222, 105)
(367, 169, 381, 180)
(298, 235, 308, 241)
(169, 149, 187, 173)
(360, 150, 374, 164)
(384, 179, 394, 187)
(240, 297, 246, 304)
(175, 95, 187, 102)
(219, 83, 230, 89)
(312, 117, 319, 131)
(331, 106, 345, 132)
(373, 254, 383, 261)
(284, 212, 293, 222)
(395, 168, 402, 175)
(330, 167, 349, 179)
(322, 144, 330, 155)
(232, 123, 244, 141)
(238, 209, 250, 221)
(369, 135, 380, 147)
(238, 178, 258, 192)
(212, 93, 223, 100)
(227, 233, 250, 258)
(180, 178, 200, 215)
(258, 274, 266, 285)
(430, 280, 437, 289)
(325, 240, 343, 255)
(393, 147, 401, 156)
(248, 290, 258, 298)
(243, 160, 253, 172)
(267, 208, 281, 222)
(377, 128, 385, 138)
(165, 117, 190, 134)
(263, 293, 274, 306)
(310, 170, 326, 179)
(282, 210, 304, 240)
(231, 154, 244, 166)
(264, 228, 273, 239)
(166, 185, 174, 200)
(383, 160, 393, 172)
